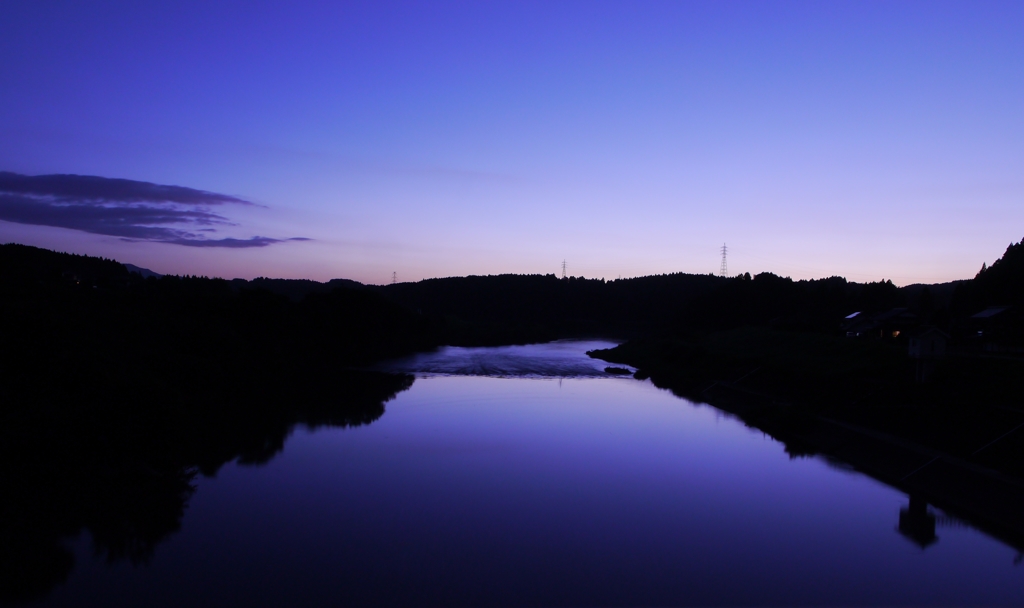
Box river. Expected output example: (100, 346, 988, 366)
(32, 341, 1024, 606)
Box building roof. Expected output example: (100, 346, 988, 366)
(873, 307, 912, 321)
(909, 327, 950, 340)
(971, 306, 1010, 319)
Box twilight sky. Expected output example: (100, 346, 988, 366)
(1, 1, 1022, 285)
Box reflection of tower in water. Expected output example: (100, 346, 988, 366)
(898, 494, 937, 548)
(896, 494, 985, 551)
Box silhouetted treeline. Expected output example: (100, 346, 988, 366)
(954, 239, 1024, 310)
(235, 276, 364, 302)
(0, 243, 437, 367)
(373, 242, 1024, 344)
(585, 240, 1024, 417)
(374, 271, 909, 343)
(0, 244, 422, 604)
(10, 238, 1023, 370)
(371, 269, 973, 343)
(140, 245, 1024, 345)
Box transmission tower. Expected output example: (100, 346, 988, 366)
(719, 244, 728, 277)
(561, 260, 567, 279)
(391, 271, 397, 285)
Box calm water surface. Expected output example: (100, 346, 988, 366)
(40, 341, 1024, 606)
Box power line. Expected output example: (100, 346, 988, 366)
(561, 260, 567, 279)
(391, 271, 397, 285)
(719, 243, 728, 277)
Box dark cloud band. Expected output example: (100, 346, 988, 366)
(0, 172, 307, 248)
(0, 171, 249, 206)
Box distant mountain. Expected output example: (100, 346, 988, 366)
(900, 281, 965, 310)
(123, 263, 162, 278)
(232, 276, 365, 302)
(0, 242, 130, 288)
(373, 271, 908, 338)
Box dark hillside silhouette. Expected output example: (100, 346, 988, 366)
(232, 276, 364, 302)
(954, 239, 1024, 310)
(949, 240, 1024, 348)
(371, 272, 907, 344)
(587, 240, 1024, 443)
(0, 243, 423, 603)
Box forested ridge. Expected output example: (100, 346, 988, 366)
(0, 244, 421, 603)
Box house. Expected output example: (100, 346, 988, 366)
(963, 306, 1024, 352)
(908, 327, 948, 359)
(968, 306, 1010, 345)
(908, 327, 950, 383)
(843, 308, 919, 339)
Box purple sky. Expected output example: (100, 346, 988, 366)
(1, 1, 1022, 285)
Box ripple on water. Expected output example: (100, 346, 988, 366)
(372, 339, 636, 378)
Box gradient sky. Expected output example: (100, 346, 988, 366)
(1, 1, 1022, 285)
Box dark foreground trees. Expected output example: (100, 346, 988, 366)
(0, 244, 424, 604)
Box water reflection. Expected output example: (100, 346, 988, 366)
(8, 342, 1024, 606)
(899, 495, 938, 548)
(0, 371, 411, 605)
(373, 339, 634, 377)
(48, 374, 1013, 607)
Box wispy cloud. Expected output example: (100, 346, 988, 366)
(0, 172, 307, 248)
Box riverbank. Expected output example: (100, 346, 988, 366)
(588, 328, 1024, 553)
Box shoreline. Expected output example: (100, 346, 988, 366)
(590, 335, 1024, 556)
